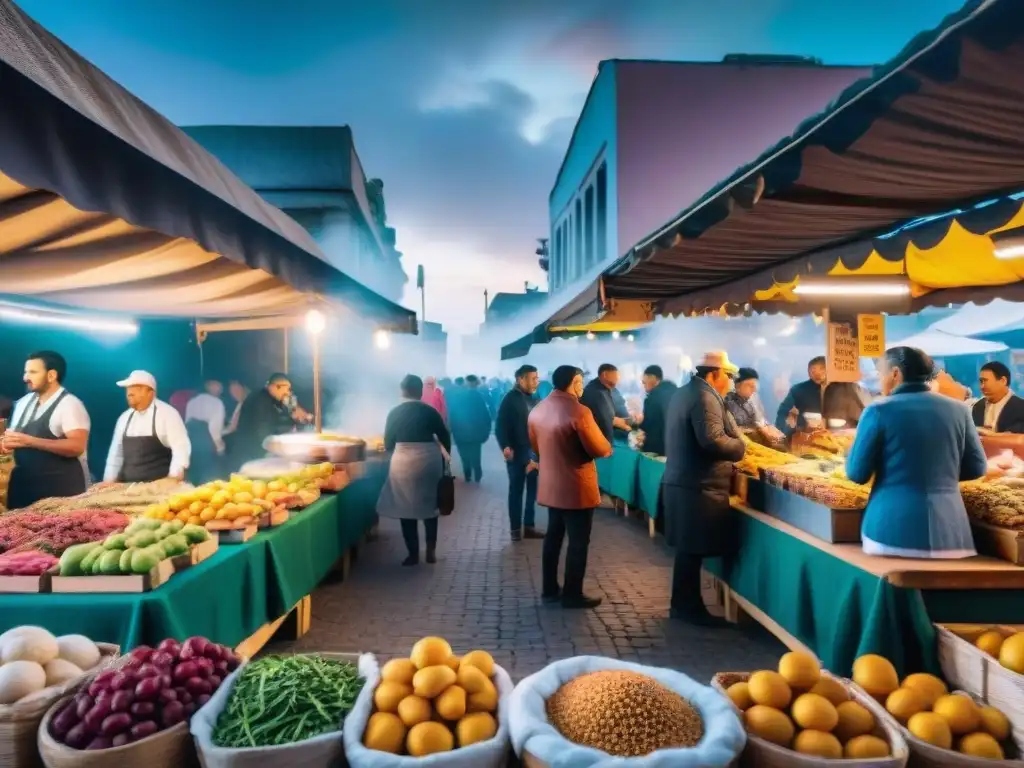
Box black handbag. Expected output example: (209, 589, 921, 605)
(436, 437, 455, 516)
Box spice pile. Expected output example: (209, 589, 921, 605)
(212, 654, 364, 748)
(546, 670, 704, 757)
(734, 438, 799, 476)
(762, 460, 870, 510)
(23, 480, 188, 516)
(0, 510, 127, 555)
(961, 480, 1024, 529)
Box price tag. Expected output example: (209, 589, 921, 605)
(827, 323, 861, 382)
(857, 314, 885, 358)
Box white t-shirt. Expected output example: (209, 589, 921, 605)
(184, 392, 226, 453)
(9, 388, 92, 483)
(104, 400, 191, 481)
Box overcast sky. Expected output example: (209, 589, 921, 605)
(18, 0, 965, 333)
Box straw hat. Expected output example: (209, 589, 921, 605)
(697, 351, 739, 375)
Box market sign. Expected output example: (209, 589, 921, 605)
(857, 314, 885, 358)
(827, 322, 861, 382)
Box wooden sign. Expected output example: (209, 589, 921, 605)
(857, 314, 885, 358)
(827, 322, 861, 382)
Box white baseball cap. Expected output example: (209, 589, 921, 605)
(116, 370, 157, 390)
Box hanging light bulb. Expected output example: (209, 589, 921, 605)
(304, 309, 326, 335)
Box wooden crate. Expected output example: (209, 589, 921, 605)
(50, 557, 175, 593)
(0, 570, 51, 593)
(971, 521, 1024, 565)
(936, 623, 1024, 747)
(216, 524, 258, 544)
(170, 537, 219, 570)
(753, 480, 863, 544)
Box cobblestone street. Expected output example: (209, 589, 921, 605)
(279, 442, 782, 681)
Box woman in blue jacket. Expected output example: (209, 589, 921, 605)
(846, 346, 987, 559)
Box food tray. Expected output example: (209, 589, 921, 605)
(49, 557, 175, 594)
(751, 477, 863, 543)
(935, 623, 1024, 746)
(263, 433, 365, 464)
(712, 671, 907, 767)
(969, 521, 1024, 565)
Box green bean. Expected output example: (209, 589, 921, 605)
(211, 655, 365, 748)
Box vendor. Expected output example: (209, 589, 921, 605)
(184, 379, 226, 485)
(725, 367, 784, 444)
(104, 370, 191, 483)
(2, 351, 90, 508)
(973, 362, 1024, 434)
(636, 365, 677, 456)
(228, 373, 310, 468)
(581, 364, 631, 444)
(775, 356, 827, 435)
(846, 346, 986, 559)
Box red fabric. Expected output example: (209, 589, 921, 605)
(169, 390, 196, 418)
(421, 383, 448, 424)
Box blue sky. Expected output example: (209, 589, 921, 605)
(17, 0, 966, 332)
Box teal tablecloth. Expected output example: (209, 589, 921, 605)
(0, 475, 382, 650)
(636, 454, 666, 518)
(597, 449, 665, 516)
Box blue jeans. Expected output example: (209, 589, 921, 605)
(506, 461, 537, 531)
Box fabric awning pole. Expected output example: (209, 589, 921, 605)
(312, 333, 322, 433)
(283, 328, 289, 374)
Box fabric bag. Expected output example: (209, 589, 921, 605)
(343, 654, 513, 768)
(190, 654, 374, 768)
(435, 437, 455, 516)
(508, 656, 746, 768)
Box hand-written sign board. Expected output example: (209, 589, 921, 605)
(857, 314, 885, 358)
(827, 323, 861, 382)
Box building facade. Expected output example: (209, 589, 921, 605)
(182, 126, 407, 302)
(547, 58, 871, 295)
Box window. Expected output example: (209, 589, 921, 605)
(574, 199, 583, 279)
(596, 163, 607, 267)
(584, 185, 595, 268)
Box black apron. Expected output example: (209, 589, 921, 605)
(7, 391, 87, 509)
(118, 406, 173, 483)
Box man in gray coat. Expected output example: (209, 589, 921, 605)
(662, 351, 746, 626)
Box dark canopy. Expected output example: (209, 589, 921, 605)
(0, 0, 415, 331)
(601, 0, 1024, 316)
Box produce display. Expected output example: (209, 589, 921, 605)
(726, 651, 895, 759)
(547, 669, 704, 757)
(0, 549, 58, 576)
(363, 636, 500, 756)
(21, 479, 189, 516)
(0, 626, 104, 705)
(762, 459, 871, 510)
(56, 518, 209, 577)
(212, 654, 364, 747)
(47, 636, 238, 750)
(799, 430, 856, 457)
(141, 467, 329, 531)
(0, 454, 10, 513)
(0, 510, 128, 555)
(849, 651, 1017, 760)
(734, 436, 800, 476)
(961, 479, 1024, 529)
(972, 627, 1024, 675)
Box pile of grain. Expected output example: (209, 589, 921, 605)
(546, 670, 704, 757)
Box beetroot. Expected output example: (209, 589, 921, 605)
(194, 657, 214, 677)
(179, 636, 207, 660)
(88, 672, 115, 697)
(75, 694, 94, 720)
(149, 651, 174, 668)
(100, 712, 132, 736)
(137, 663, 161, 678)
(111, 690, 135, 712)
(157, 688, 177, 704)
(51, 704, 79, 739)
(208, 674, 222, 689)
(156, 638, 181, 656)
(85, 737, 113, 750)
(111, 733, 131, 748)
(195, 693, 211, 708)
(131, 720, 159, 740)
(130, 701, 155, 717)
(130, 646, 153, 663)
(160, 700, 185, 727)
(185, 677, 211, 696)
(109, 670, 138, 691)
(64, 723, 89, 750)
(135, 676, 162, 701)
(83, 700, 112, 734)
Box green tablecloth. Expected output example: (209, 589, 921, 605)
(635, 453, 666, 518)
(596, 443, 639, 505)
(0, 476, 382, 650)
(704, 509, 1024, 678)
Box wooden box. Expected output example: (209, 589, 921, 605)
(936, 623, 1024, 748)
(751, 479, 863, 544)
(971, 521, 1024, 565)
(216, 524, 258, 544)
(0, 571, 51, 593)
(170, 537, 219, 570)
(50, 557, 175, 593)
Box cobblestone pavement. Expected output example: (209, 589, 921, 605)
(276, 441, 782, 682)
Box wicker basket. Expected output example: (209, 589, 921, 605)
(935, 623, 1024, 745)
(37, 696, 196, 768)
(855, 688, 1024, 768)
(711, 672, 908, 767)
(0, 642, 118, 768)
